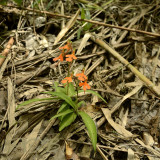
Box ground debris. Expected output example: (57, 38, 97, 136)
(0, 0, 160, 159)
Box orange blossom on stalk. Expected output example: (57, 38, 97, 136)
(76, 70, 87, 81)
(79, 80, 91, 91)
(61, 75, 73, 84)
(59, 41, 72, 53)
(66, 50, 77, 62)
(53, 52, 64, 62)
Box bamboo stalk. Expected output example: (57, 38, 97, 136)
(91, 36, 160, 97)
(1, 5, 160, 38)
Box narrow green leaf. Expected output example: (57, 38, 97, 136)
(50, 92, 77, 109)
(59, 112, 77, 131)
(83, 23, 92, 31)
(86, 3, 104, 11)
(78, 111, 97, 151)
(46, 0, 54, 10)
(85, 9, 91, 19)
(65, 82, 76, 97)
(77, 27, 82, 39)
(102, 0, 114, 7)
(0, 0, 7, 5)
(80, 7, 92, 31)
(0, 55, 5, 58)
(57, 103, 70, 121)
(77, 101, 85, 109)
(78, 90, 107, 103)
(31, 0, 41, 8)
(13, 0, 22, 5)
(54, 82, 66, 94)
(17, 98, 55, 109)
(81, 8, 86, 23)
(43, 91, 56, 95)
(57, 102, 69, 114)
(50, 109, 73, 120)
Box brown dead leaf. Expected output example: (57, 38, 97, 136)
(54, 9, 80, 45)
(111, 82, 142, 114)
(76, 33, 91, 55)
(127, 148, 135, 160)
(102, 108, 132, 137)
(65, 141, 73, 160)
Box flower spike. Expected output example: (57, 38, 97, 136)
(53, 53, 64, 62)
(66, 50, 77, 62)
(61, 76, 73, 84)
(76, 70, 87, 81)
(79, 80, 91, 92)
(59, 41, 72, 54)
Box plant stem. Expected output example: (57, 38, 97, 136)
(75, 79, 79, 103)
(66, 63, 71, 95)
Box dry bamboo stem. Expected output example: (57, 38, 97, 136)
(91, 36, 160, 97)
(1, 5, 160, 38)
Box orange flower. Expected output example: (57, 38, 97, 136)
(79, 80, 91, 91)
(59, 41, 72, 53)
(61, 76, 73, 84)
(66, 50, 77, 62)
(76, 70, 87, 81)
(53, 53, 64, 62)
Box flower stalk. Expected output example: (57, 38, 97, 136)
(53, 41, 91, 97)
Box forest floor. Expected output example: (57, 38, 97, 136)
(0, 0, 160, 160)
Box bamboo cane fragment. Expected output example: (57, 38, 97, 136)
(91, 37, 160, 97)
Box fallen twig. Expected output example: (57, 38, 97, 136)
(91, 36, 160, 97)
(1, 5, 160, 38)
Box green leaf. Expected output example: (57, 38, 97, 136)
(46, 0, 54, 10)
(57, 102, 70, 121)
(44, 91, 66, 97)
(80, 6, 92, 31)
(85, 8, 91, 19)
(102, 0, 114, 7)
(50, 92, 77, 109)
(65, 82, 76, 97)
(17, 98, 55, 109)
(57, 102, 69, 114)
(0, 55, 5, 58)
(31, 0, 41, 8)
(77, 27, 82, 39)
(78, 111, 97, 151)
(0, 0, 7, 5)
(83, 23, 92, 31)
(43, 91, 56, 95)
(50, 109, 73, 120)
(59, 112, 77, 131)
(81, 8, 86, 23)
(78, 90, 107, 103)
(53, 82, 66, 94)
(77, 101, 85, 109)
(13, 0, 23, 5)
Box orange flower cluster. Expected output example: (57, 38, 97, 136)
(61, 75, 73, 84)
(53, 41, 90, 92)
(61, 70, 90, 92)
(75, 70, 90, 91)
(53, 41, 77, 62)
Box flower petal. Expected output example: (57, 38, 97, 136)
(61, 76, 73, 84)
(62, 79, 67, 83)
(66, 57, 72, 62)
(53, 53, 64, 62)
(53, 57, 59, 61)
(79, 81, 90, 91)
(76, 72, 87, 81)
